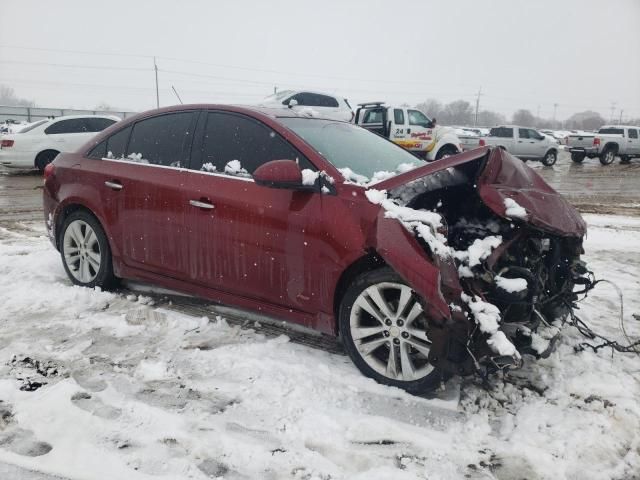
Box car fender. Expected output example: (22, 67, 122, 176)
(370, 212, 455, 323)
(426, 131, 461, 160)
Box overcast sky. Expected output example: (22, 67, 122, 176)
(1, 0, 639, 121)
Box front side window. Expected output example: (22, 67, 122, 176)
(125, 112, 195, 167)
(85, 117, 117, 132)
(193, 112, 313, 175)
(518, 128, 530, 139)
(407, 110, 431, 127)
(394, 109, 405, 125)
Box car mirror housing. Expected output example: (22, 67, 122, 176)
(253, 159, 313, 190)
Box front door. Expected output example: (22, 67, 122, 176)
(627, 128, 640, 154)
(183, 111, 324, 313)
(405, 109, 435, 154)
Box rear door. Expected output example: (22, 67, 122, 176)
(44, 118, 95, 151)
(89, 111, 198, 278)
(182, 111, 326, 313)
(626, 128, 640, 154)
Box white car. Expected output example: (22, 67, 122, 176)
(259, 90, 354, 122)
(0, 115, 119, 171)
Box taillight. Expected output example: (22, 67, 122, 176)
(479, 138, 486, 146)
(1, 139, 14, 148)
(593, 137, 601, 146)
(43, 163, 55, 182)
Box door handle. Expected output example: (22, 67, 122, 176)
(517, 140, 523, 143)
(407, 129, 411, 134)
(104, 180, 123, 191)
(189, 199, 214, 210)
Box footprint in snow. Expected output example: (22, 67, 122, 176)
(71, 392, 122, 420)
(0, 403, 52, 457)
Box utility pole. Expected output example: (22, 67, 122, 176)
(154, 56, 160, 109)
(474, 86, 482, 126)
(274, 86, 277, 94)
(619, 109, 624, 125)
(609, 102, 617, 123)
(536, 104, 540, 119)
(553, 103, 558, 124)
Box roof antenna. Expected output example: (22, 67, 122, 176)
(171, 85, 183, 105)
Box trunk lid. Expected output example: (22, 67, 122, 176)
(372, 146, 586, 237)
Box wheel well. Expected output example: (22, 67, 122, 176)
(333, 252, 386, 333)
(34, 149, 60, 168)
(439, 144, 459, 154)
(55, 204, 98, 250)
(498, 145, 507, 150)
(546, 148, 557, 155)
(603, 142, 619, 153)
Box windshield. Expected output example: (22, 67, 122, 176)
(263, 90, 295, 103)
(13, 120, 48, 133)
(280, 118, 422, 181)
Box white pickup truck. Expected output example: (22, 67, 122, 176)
(354, 102, 463, 161)
(569, 125, 640, 164)
(481, 125, 560, 166)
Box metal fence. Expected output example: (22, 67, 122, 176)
(0, 105, 137, 123)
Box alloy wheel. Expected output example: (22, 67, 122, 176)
(349, 282, 434, 381)
(63, 220, 101, 283)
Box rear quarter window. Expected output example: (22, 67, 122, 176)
(490, 127, 514, 138)
(598, 128, 624, 135)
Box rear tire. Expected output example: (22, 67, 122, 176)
(541, 150, 557, 166)
(35, 150, 59, 172)
(571, 152, 586, 163)
(60, 210, 118, 289)
(599, 146, 617, 165)
(339, 267, 447, 394)
(620, 155, 630, 164)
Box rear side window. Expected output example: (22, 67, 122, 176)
(193, 112, 313, 175)
(628, 129, 638, 139)
(490, 127, 514, 138)
(45, 118, 90, 134)
(362, 109, 383, 124)
(288, 92, 339, 108)
(394, 109, 405, 125)
(88, 125, 132, 159)
(125, 112, 196, 167)
(598, 127, 624, 135)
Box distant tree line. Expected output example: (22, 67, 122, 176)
(415, 98, 639, 131)
(0, 86, 35, 107)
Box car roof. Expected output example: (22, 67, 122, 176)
(119, 104, 350, 123)
(47, 114, 121, 122)
(600, 125, 639, 129)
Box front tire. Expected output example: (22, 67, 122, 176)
(339, 268, 446, 394)
(541, 150, 557, 166)
(599, 146, 617, 165)
(60, 211, 117, 289)
(435, 146, 458, 160)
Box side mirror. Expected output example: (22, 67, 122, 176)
(253, 159, 311, 190)
(287, 99, 298, 108)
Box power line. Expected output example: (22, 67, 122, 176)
(0, 59, 149, 72)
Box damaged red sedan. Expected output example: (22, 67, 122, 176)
(43, 105, 589, 394)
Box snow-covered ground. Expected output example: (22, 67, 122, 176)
(0, 215, 638, 480)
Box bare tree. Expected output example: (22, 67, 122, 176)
(512, 109, 536, 127)
(441, 100, 473, 125)
(415, 99, 442, 119)
(476, 110, 506, 127)
(565, 111, 606, 131)
(0, 85, 35, 107)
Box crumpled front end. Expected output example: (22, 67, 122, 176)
(370, 147, 590, 378)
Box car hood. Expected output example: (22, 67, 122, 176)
(372, 146, 587, 237)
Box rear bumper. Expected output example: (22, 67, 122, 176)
(43, 186, 60, 248)
(0, 149, 37, 168)
(569, 147, 598, 157)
